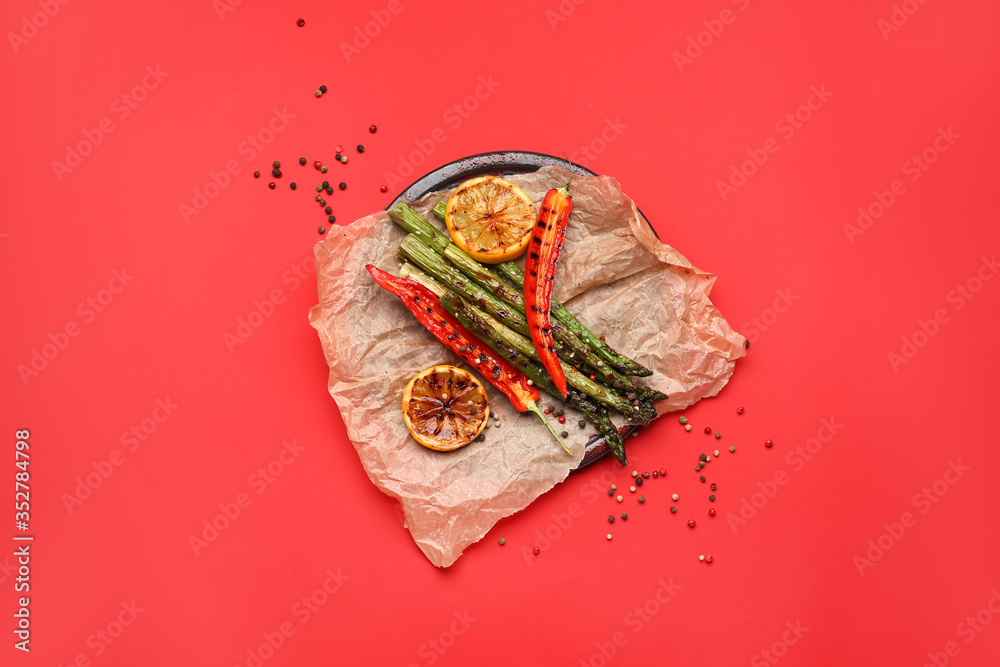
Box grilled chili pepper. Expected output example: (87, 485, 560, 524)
(366, 265, 571, 454)
(524, 182, 572, 398)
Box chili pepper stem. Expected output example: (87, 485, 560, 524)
(527, 402, 573, 455)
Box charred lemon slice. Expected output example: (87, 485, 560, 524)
(444, 175, 536, 264)
(401, 365, 490, 451)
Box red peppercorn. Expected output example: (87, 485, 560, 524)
(335, 145, 343, 153)
(705, 554, 713, 563)
(737, 407, 744, 415)
(533, 546, 540, 555)
(296, 18, 305, 26)
(704, 427, 711, 434)
(765, 439, 773, 448)
(313, 161, 322, 170)
(659, 468, 666, 476)
(687, 520, 696, 528)
(543, 408, 550, 415)
(708, 508, 716, 517)
(268, 182, 275, 189)
(558, 416, 566, 424)
(599, 335, 606, 342)
(380, 185, 388, 193)
(589, 375, 596, 381)
(369, 124, 377, 133)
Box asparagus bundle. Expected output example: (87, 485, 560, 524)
(430, 200, 653, 377)
(399, 263, 627, 464)
(384, 200, 665, 465)
(390, 205, 666, 403)
(397, 234, 655, 425)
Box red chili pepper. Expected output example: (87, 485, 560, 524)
(366, 265, 571, 454)
(524, 182, 572, 398)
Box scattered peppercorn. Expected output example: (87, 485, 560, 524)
(695, 464, 703, 471)
(296, 18, 305, 26)
(714, 450, 720, 456)
(700, 454, 708, 462)
(606, 534, 612, 540)
(671, 493, 679, 501)
(659, 468, 666, 476)
(709, 494, 716, 502)
(339, 182, 346, 190)
(705, 554, 713, 563)
(558, 415, 566, 424)
(357, 144, 365, 153)
(700, 476, 706, 482)
(533, 546, 540, 555)
(642, 472, 649, 479)
(319, 85, 327, 94)
(632, 471, 638, 477)
(578, 420, 586, 429)
(629, 486, 636, 493)
(543, 408, 550, 415)
(380, 185, 388, 193)
(272, 161, 280, 168)
(638, 496, 645, 504)
(325, 206, 332, 214)
(313, 161, 322, 170)
(765, 439, 774, 448)
(272, 168, 281, 177)
(268, 182, 275, 189)
(652, 471, 659, 478)
(608, 515, 615, 523)
(318, 226, 325, 234)
(616, 495, 623, 503)
(611, 484, 616, 490)
(679, 416, 688, 425)
(299, 157, 307, 165)
(704, 427, 712, 434)
(340, 156, 348, 164)
(369, 124, 377, 133)
(326, 186, 333, 195)
(685, 425, 692, 432)
(289, 182, 296, 190)
(710, 483, 717, 491)
(688, 520, 696, 528)
(315, 90, 322, 98)
(253, 171, 260, 178)
(730, 445, 736, 453)
(498, 537, 505, 545)
(321, 165, 328, 173)
(319, 199, 326, 206)
(560, 431, 568, 438)
(621, 513, 628, 520)
(635, 477, 643, 486)
(708, 508, 716, 517)
(715, 432, 722, 439)
(670, 506, 677, 513)
(737, 407, 744, 415)
(607, 489, 614, 496)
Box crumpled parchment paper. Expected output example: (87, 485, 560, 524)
(309, 166, 746, 567)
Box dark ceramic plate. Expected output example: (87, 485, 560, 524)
(388, 150, 656, 470)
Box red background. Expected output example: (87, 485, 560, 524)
(3, 0, 1000, 665)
